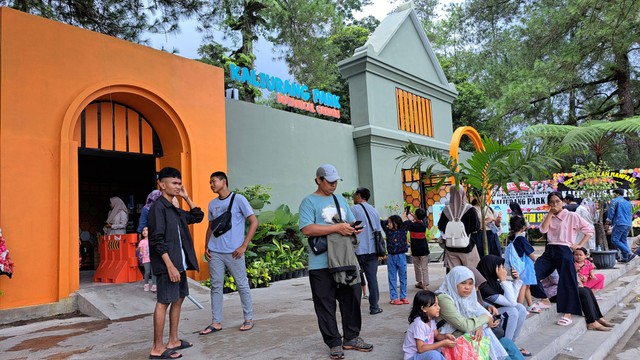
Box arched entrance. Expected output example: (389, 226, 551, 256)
(75, 101, 161, 273)
(59, 82, 193, 295)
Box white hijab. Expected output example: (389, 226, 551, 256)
(437, 266, 508, 360)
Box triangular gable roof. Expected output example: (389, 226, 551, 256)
(351, 7, 454, 92)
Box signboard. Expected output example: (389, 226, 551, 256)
(490, 168, 640, 227)
(228, 63, 341, 119)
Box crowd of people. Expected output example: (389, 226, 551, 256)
(124, 162, 637, 359)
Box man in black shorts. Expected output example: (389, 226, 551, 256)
(149, 167, 204, 359)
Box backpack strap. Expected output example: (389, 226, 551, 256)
(331, 194, 342, 222)
(359, 203, 377, 230)
(226, 193, 236, 214)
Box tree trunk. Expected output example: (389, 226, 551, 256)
(613, 49, 639, 163)
(594, 222, 608, 250)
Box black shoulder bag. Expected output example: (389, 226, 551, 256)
(360, 203, 386, 256)
(210, 193, 236, 237)
(308, 194, 341, 255)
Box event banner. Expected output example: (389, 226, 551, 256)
(490, 168, 640, 227)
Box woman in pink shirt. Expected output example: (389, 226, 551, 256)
(536, 192, 593, 327)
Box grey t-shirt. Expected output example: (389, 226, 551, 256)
(207, 193, 254, 253)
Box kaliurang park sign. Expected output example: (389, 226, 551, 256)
(229, 63, 342, 119)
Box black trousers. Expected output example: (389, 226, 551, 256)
(309, 268, 362, 348)
(357, 253, 380, 312)
(534, 245, 582, 316)
(578, 287, 603, 324)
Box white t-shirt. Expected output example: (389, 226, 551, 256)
(403, 317, 436, 360)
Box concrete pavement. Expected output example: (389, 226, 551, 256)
(0, 262, 449, 360)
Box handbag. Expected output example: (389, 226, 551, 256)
(136, 246, 144, 266)
(462, 333, 490, 360)
(359, 203, 386, 256)
(210, 193, 236, 237)
(308, 194, 341, 255)
(442, 335, 479, 360)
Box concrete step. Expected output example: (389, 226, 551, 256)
(516, 258, 640, 360)
(518, 257, 640, 340)
(553, 289, 640, 360)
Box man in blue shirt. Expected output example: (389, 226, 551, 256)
(606, 189, 633, 262)
(350, 187, 383, 315)
(200, 171, 259, 334)
(299, 164, 373, 359)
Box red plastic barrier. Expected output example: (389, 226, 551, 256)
(93, 234, 142, 283)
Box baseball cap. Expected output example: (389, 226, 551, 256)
(316, 164, 342, 182)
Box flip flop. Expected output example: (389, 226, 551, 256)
(519, 348, 532, 357)
(149, 349, 182, 359)
(240, 320, 254, 331)
(536, 302, 551, 309)
(199, 325, 222, 335)
(167, 339, 192, 351)
(557, 317, 573, 326)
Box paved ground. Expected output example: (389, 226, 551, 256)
(0, 261, 450, 360)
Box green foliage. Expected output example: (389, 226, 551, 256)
(232, 185, 272, 210)
(7, 0, 203, 44)
(523, 116, 640, 168)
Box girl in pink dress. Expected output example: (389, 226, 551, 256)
(574, 247, 604, 290)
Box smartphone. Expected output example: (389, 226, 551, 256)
(493, 314, 501, 321)
(352, 220, 362, 227)
(354, 225, 366, 230)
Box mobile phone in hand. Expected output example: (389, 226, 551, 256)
(352, 220, 362, 228)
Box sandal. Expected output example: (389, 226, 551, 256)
(557, 317, 573, 326)
(199, 324, 222, 335)
(390, 299, 403, 305)
(598, 319, 614, 328)
(536, 302, 551, 309)
(587, 322, 611, 331)
(149, 349, 182, 359)
(167, 339, 192, 351)
(528, 305, 542, 313)
(239, 320, 254, 331)
(519, 348, 532, 357)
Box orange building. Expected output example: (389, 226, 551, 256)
(0, 7, 225, 310)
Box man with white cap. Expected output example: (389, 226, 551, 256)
(299, 164, 373, 359)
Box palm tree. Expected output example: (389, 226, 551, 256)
(522, 116, 640, 165)
(397, 137, 560, 255)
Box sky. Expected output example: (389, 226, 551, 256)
(146, 0, 458, 84)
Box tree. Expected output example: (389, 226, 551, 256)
(6, 0, 203, 44)
(422, 0, 640, 154)
(397, 135, 560, 255)
(523, 115, 640, 169)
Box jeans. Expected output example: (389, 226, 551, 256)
(388, 253, 407, 300)
(499, 304, 527, 341)
(410, 350, 445, 360)
(611, 225, 631, 258)
(208, 252, 253, 323)
(357, 253, 380, 312)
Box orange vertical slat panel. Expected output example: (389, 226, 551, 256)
(128, 111, 140, 153)
(420, 98, 427, 136)
(417, 97, 425, 136)
(400, 90, 407, 131)
(413, 94, 419, 134)
(141, 119, 154, 155)
(396, 89, 403, 130)
(114, 105, 127, 152)
(85, 104, 99, 149)
(407, 93, 414, 133)
(402, 91, 410, 131)
(101, 103, 114, 150)
(427, 99, 433, 136)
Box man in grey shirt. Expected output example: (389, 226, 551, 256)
(350, 187, 383, 315)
